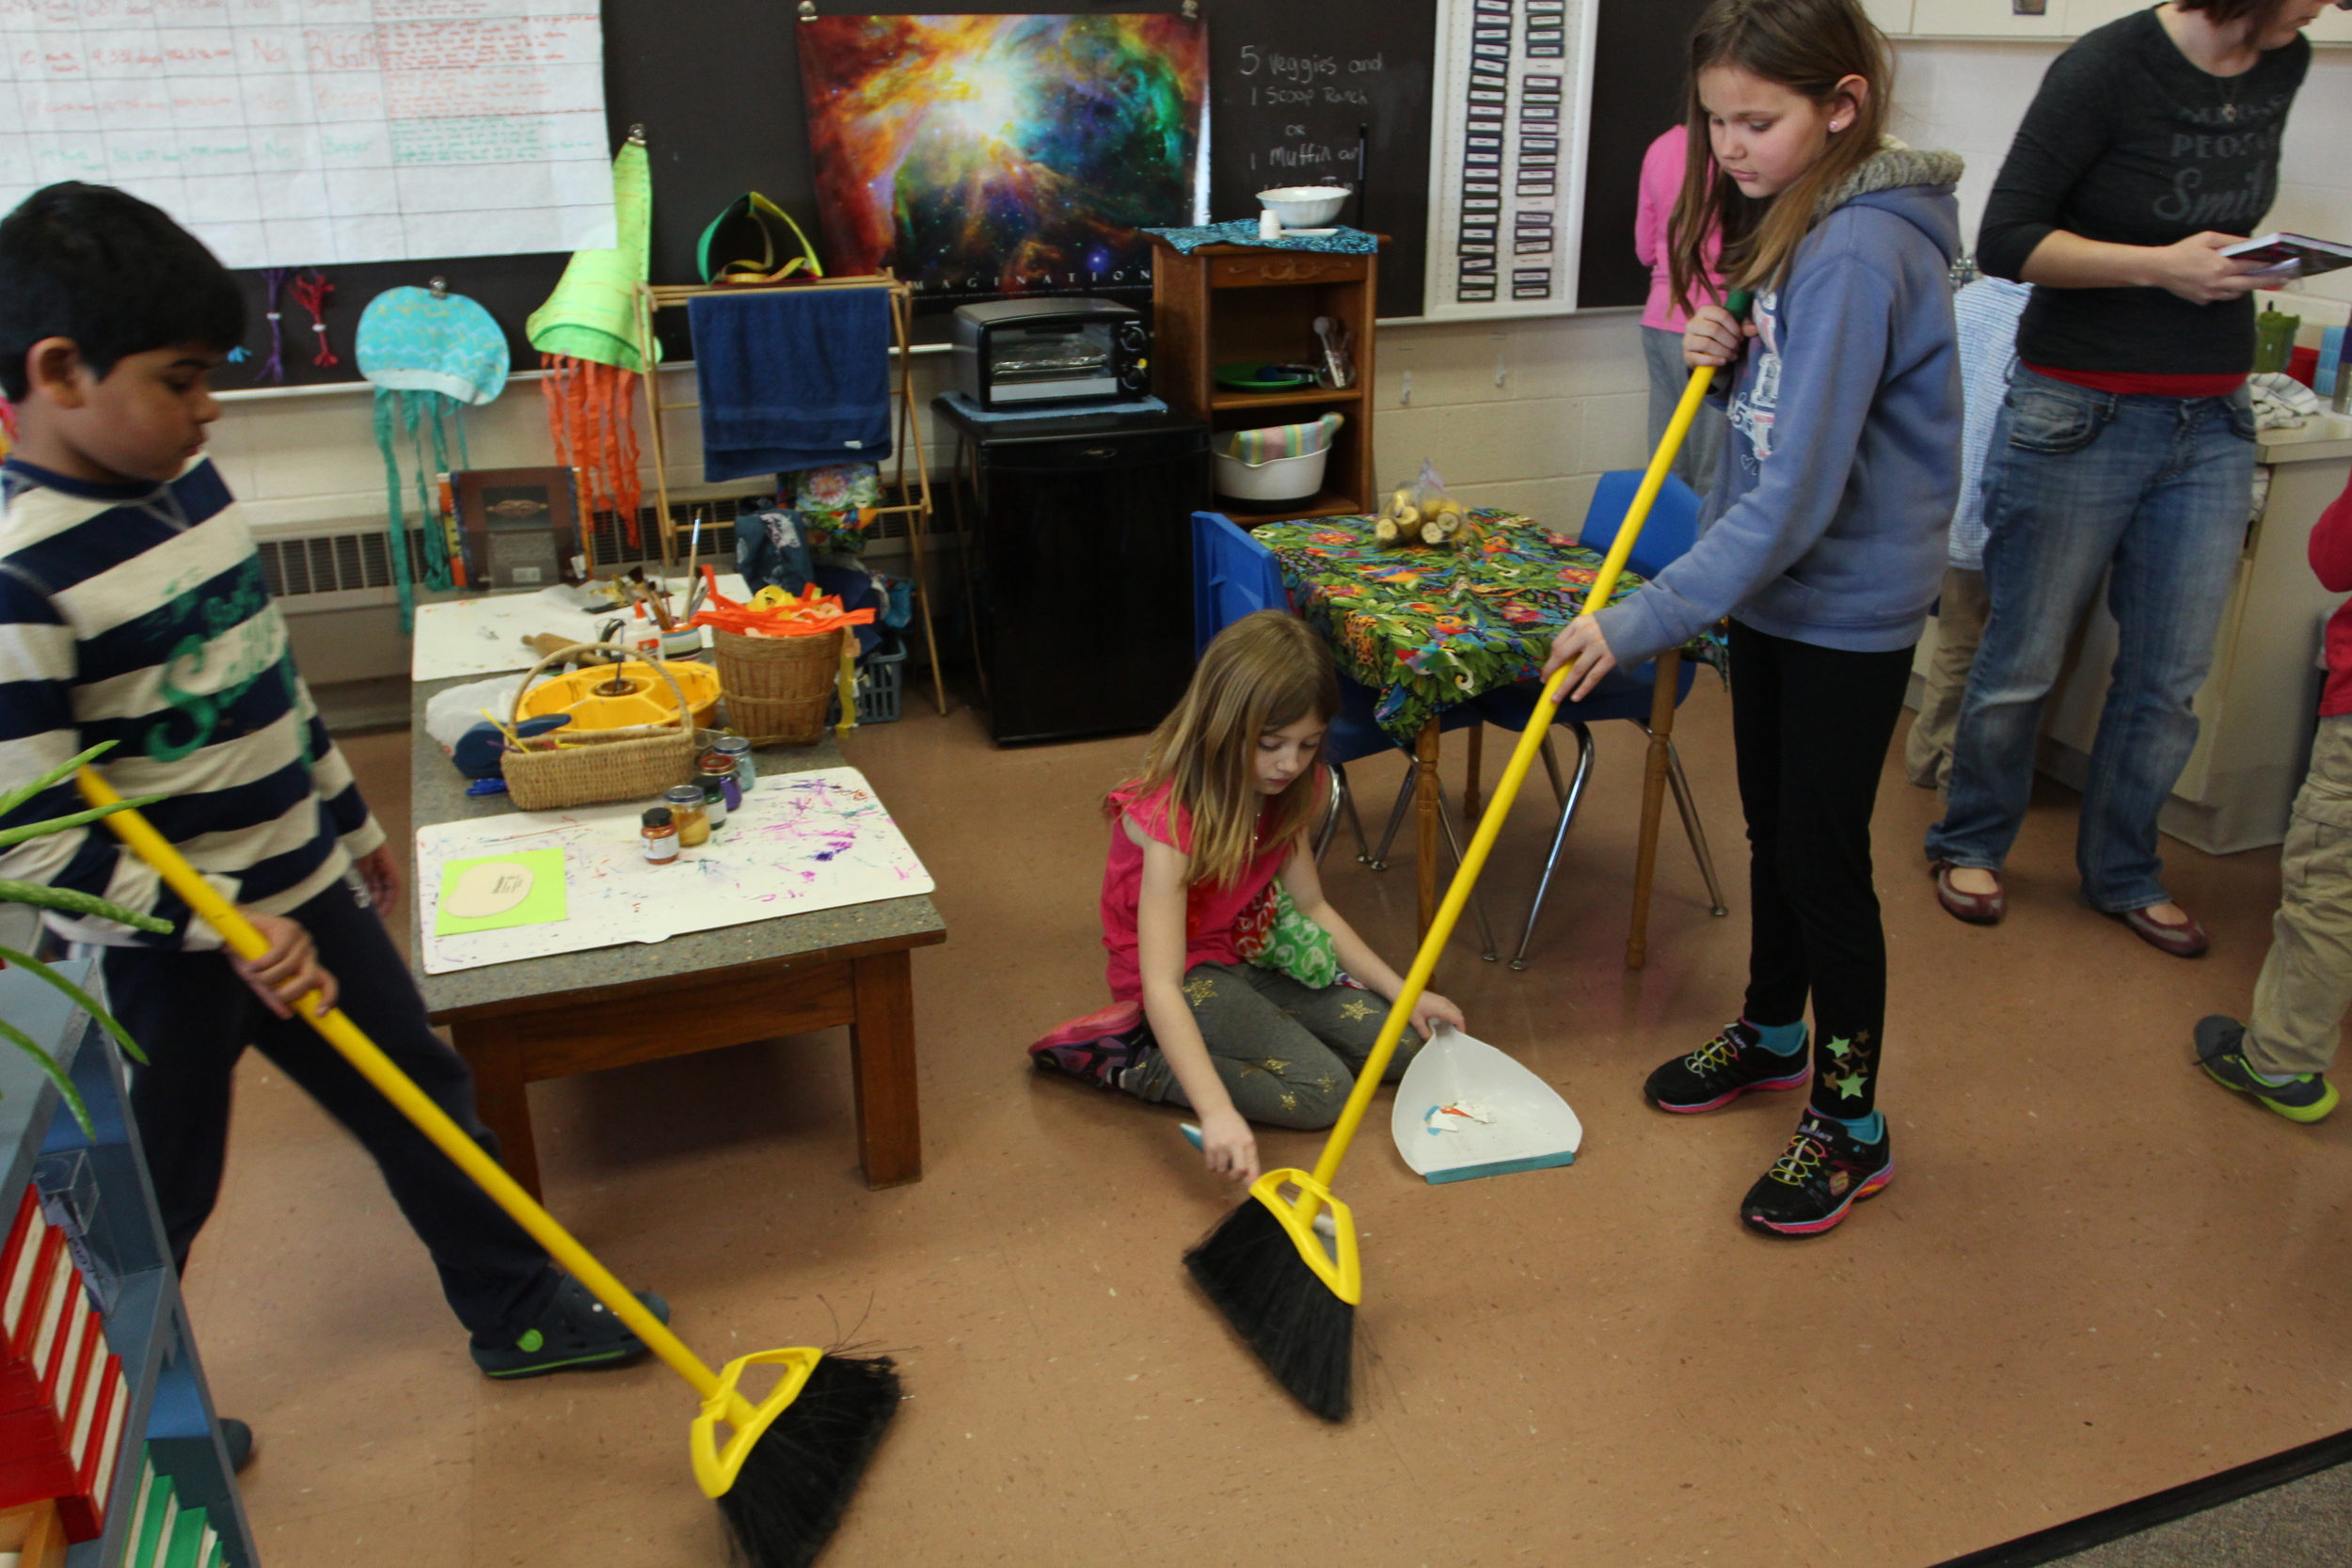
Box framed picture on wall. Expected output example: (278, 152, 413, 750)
(450, 467, 586, 589)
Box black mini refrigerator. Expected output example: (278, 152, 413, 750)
(937, 398, 1209, 745)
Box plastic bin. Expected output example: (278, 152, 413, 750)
(827, 631, 909, 726)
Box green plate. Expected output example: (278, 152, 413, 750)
(1215, 361, 1317, 391)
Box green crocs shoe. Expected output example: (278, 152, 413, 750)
(2195, 1016, 2340, 1125)
(472, 1275, 673, 1379)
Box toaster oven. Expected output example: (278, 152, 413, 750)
(951, 297, 1150, 410)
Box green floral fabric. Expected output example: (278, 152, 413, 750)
(1233, 879, 1340, 990)
(1251, 508, 1725, 744)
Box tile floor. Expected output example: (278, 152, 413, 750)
(183, 682, 2352, 1566)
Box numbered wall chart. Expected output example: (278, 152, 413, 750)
(1421, 0, 1597, 320)
(0, 0, 616, 270)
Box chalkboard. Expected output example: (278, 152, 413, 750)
(1575, 0, 1713, 310)
(1204, 3, 1438, 322)
(223, 1, 1698, 388)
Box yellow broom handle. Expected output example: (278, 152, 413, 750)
(75, 768, 728, 1404)
(1304, 307, 1744, 1196)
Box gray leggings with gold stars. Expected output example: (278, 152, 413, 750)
(1125, 962, 1420, 1130)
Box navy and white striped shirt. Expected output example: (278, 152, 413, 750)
(0, 456, 382, 949)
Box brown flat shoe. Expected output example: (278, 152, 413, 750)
(1932, 862, 2004, 925)
(2119, 904, 2209, 958)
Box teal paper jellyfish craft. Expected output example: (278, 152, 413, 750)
(357, 285, 510, 627)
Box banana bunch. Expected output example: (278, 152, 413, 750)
(1373, 488, 1473, 549)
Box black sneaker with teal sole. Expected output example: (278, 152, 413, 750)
(2195, 1015, 2340, 1124)
(1644, 1021, 1811, 1114)
(472, 1275, 673, 1379)
(1740, 1112, 1893, 1237)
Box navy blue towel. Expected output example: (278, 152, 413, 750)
(690, 288, 893, 483)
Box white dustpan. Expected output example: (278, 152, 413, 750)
(1391, 1024, 1581, 1183)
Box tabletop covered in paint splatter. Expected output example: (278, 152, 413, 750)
(1250, 509, 1719, 745)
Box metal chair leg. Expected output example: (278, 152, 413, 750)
(1662, 737, 1729, 917)
(1540, 732, 1566, 807)
(1369, 763, 1416, 869)
(1429, 779, 1502, 962)
(1317, 766, 1375, 867)
(1508, 721, 1596, 972)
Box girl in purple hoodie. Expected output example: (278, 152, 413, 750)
(1544, 0, 1962, 1238)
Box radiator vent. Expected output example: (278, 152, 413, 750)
(260, 485, 948, 599)
(257, 531, 398, 597)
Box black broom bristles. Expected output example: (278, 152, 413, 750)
(1184, 1198, 1354, 1422)
(716, 1351, 901, 1568)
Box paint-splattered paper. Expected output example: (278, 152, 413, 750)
(797, 13, 1207, 307)
(414, 768, 933, 974)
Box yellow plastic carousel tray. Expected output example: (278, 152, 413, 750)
(517, 661, 722, 732)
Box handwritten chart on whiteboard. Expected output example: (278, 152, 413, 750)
(1422, 0, 1597, 320)
(0, 0, 616, 270)
(414, 768, 935, 975)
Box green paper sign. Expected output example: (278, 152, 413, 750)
(434, 847, 569, 937)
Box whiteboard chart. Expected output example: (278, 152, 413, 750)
(1422, 0, 1597, 320)
(0, 0, 617, 270)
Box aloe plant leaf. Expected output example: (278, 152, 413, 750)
(0, 1015, 92, 1138)
(0, 946, 145, 1064)
(0, 879, 172, 934)
(0, 741, 119, 821)
(0, 792, 169, 850)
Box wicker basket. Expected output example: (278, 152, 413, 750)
(714, 626, 843, 746)
(501, 642, 698, 812)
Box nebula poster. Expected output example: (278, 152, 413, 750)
(798, 14, 1208, 307)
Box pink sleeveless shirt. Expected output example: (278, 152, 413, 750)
(1100, 781, 1295, 1003)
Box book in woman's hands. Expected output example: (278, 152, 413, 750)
(2223, 232, 2352, 279)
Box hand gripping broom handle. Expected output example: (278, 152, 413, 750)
(1300, 292, 1751, 1203)
(74, 768, 736, 1408)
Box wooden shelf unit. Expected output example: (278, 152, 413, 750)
(1148, 239, 1380, 522)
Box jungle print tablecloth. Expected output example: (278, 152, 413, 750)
(1252, 508, 1723, 745)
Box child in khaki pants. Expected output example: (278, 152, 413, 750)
(2198, 469, 2352, 1122)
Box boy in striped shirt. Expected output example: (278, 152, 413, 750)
(0, 182, 665, 1388)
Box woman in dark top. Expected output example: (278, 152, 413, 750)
(1924, 0, 2326, 957)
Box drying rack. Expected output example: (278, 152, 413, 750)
(633, 272, 946, 716)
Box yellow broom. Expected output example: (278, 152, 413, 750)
(76, 769, 895, 1568)
(1185, 293, 1752, 1419)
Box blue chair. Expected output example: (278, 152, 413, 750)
(1467, 471, 1728, 969)
(1190, 513, 1499, 959)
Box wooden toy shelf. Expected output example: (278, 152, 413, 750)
(1147, 238, 1381, 522)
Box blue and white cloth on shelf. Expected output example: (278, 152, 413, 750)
(1143, 221, 1379, 256)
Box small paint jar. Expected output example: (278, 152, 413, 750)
(715, 735, 755, 794)
(640, 806, 678, 864)
(663, 784, 710, 847)
(698, 760, 741, 823)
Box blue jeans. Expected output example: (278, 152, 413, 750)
(1924, 366, 2254, 911)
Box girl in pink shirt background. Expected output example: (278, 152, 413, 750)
(1635, 124, 1729, 497)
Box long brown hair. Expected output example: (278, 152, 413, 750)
(1668, 0, 1893, 313)
(1111, 610, 1338, 888)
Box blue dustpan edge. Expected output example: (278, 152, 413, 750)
(1421, 1149, 1577, 1184)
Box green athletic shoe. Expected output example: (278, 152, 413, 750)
(471, 1275, 672, 1379)
(2195, 1016, 2340, 1125)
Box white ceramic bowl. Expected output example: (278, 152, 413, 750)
(1256, 185, 1348, 230)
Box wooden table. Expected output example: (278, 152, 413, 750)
(405, 680, 946, 1199)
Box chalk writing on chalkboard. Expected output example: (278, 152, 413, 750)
(0, 0, 618, 270)
(1234, 46, 1390, 179)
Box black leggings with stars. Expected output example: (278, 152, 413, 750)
(1728, 620, 1916, 1119)
(1124, 962, 1420, 1129)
